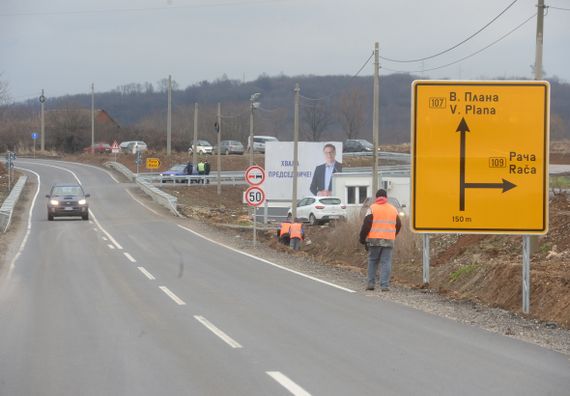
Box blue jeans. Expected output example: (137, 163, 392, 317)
(367, 246, 393, 288)
(290, 238, 301, 250)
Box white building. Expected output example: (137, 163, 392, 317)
(331, 172, 410, 218)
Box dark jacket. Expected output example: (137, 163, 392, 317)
(309, 161, 342, 195)
(359, 198, 401, 244)
(204, 162, 211, 175)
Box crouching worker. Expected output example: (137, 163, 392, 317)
(277, 221, 291, 245)
(359, 189, 401, 291)
(289, 220, 304, 251)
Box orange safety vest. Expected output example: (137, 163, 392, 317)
(290, 223, 303, 239)
(280, 223, 292, 235)
(367, 202, 398, 240)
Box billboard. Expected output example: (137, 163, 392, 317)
(265, 142, 343, 201)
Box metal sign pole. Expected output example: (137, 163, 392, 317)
(423, 234, 430, 285)
(253, 207, 257, 248)
(522, 235, 531, 314)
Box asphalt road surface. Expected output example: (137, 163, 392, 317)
(0, 159, 569, 396)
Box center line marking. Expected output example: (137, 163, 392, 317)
(101, 236, 108, 241)
(123, 252, 136, 263)
(137, 266, 156, 280)
(159, 286, 186, 305)
(107, 244, 115, 250)
(194, 316, 242, 349)
(266, 372, 311, 396)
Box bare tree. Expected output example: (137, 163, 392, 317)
(47, 106, 90, 152)
(302, 101, 331, 141)
(0, 74, 11, 105)
(156, 78, 179, 93)
(336, 88, 366, 139)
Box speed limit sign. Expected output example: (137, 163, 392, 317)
(245, 186, 265, 207)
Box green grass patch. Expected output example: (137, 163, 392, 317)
(449, 263, 478, 283)
(550, 175, 570, 189)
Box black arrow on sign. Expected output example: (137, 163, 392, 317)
(457, 117, 517, 211)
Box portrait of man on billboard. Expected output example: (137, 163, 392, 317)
(309, 143, 343, 196)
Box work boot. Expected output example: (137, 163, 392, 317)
(366, 282, 375, 291)
(381, 287, 390, 292)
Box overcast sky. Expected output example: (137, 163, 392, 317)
(1, 0, 569, 101)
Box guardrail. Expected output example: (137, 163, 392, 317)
(0, 176, 28, 232)
(143, 173, 246, 186)
(135, 177, 180, 217)
(105, 161, 135, 181)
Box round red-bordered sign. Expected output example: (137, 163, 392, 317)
(245, 165, 266, 186)
(245, 186, 265, 207)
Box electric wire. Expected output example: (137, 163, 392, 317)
(299, 50, 374, 102)
(380, 0, 519, 63)
(382, 12, 537, 74)
(0, 0, 289, 17)
(549, 6, 570, 11)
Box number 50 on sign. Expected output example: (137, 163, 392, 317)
(245, 186, 265, 207)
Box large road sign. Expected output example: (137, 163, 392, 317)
(411, 80, 550, 234)
(245, 165, 265, 186)
(146, 158, 160, 169)
(245, 186, 265, 207)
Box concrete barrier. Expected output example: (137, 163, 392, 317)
(0, 176, 28, 233)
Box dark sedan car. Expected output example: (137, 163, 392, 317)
(46, 184, 90, 221)
(343, 139, 374, 153)
(160, 164, 191, 183)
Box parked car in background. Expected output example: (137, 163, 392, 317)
(159, 164, 190, 183)
(126, 141, 148, 153)
(247, 135, 279, 153)
(215, 140, 245, 155)
(188, 140, 213, 155)
(287, 196, 347, 225)
(343, 139, 374, 153)
(83, 142, 111, 153)
(46, 183, 90, 221)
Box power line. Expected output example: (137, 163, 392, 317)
(0, 0, 289, 17)
(299, 50, 374, 102)
(380, 0, 519, 63)
(382, 12, 536, 74)
(549, 6, 570, 11)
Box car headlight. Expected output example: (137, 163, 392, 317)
(50, 200, 59, 206)
(78, 199, 87, 205)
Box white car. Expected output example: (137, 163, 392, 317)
(188, 140, 213, 154)
(287, 196, 347, 225)
(247, 135, 279, 153)
(120, 141, 148, 153)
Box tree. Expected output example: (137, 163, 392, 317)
(302, 101, 331, 141)
(157, 78, 179, 93)
(336, 88, 365, 139)
(0, 74, 10, 105)
(47, 106, 90, 152)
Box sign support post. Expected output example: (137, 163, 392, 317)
(422, 234, 430, 286)
(245, 168, 266, 249)
(522, 236, 531, 314)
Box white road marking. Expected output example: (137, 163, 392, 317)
(177, 224, 355, 293)
(93, 228, 98, 232)
(89, 210, 123, 250)
(107, 244, 115, 250)
(125, 188, 162, 216)
(102, 236, 108, 241)
(123, 252, 136, 263)
(137, 266, 156, 280)
(8, 168, 41, 276)
(20, 159, 120, 184)
(159, 286, 186, 305)
(89, 220, 94, 224)
(194, 315, 242, 349)
(266, 372, 311, 396)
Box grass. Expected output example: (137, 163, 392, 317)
(550, 175, 570, 189)
(449, 263, 478, 283)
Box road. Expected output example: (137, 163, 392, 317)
(0, 159, 568, 395)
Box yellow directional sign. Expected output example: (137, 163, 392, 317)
(146, 158, 161, 169)
(411, 80, 550, 234)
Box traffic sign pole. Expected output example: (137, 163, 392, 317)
(422, 234, 430, 286)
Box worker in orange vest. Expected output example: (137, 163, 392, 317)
(359, 189, 401, 291)
(277, 221, 292, 245)
(289, 220, 304, 251)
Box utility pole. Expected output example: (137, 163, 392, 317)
(216, 103, 222, 196)
(291, 83, 300, 221)
(91, 83, 95, 154)
(534, 0, 545, 80)
(193, 102, 199, 170)
(372, 42, 380, 195)
(40, 89, 45, 152)
(167, 75, 172, 156)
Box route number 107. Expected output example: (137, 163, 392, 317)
(429, 97, 447, 109)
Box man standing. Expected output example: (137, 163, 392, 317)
(309, 143, 342, 196)
(359, 189, 401, 291)
(197, 160, 205, 184)
(204, 159, 211, 184)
